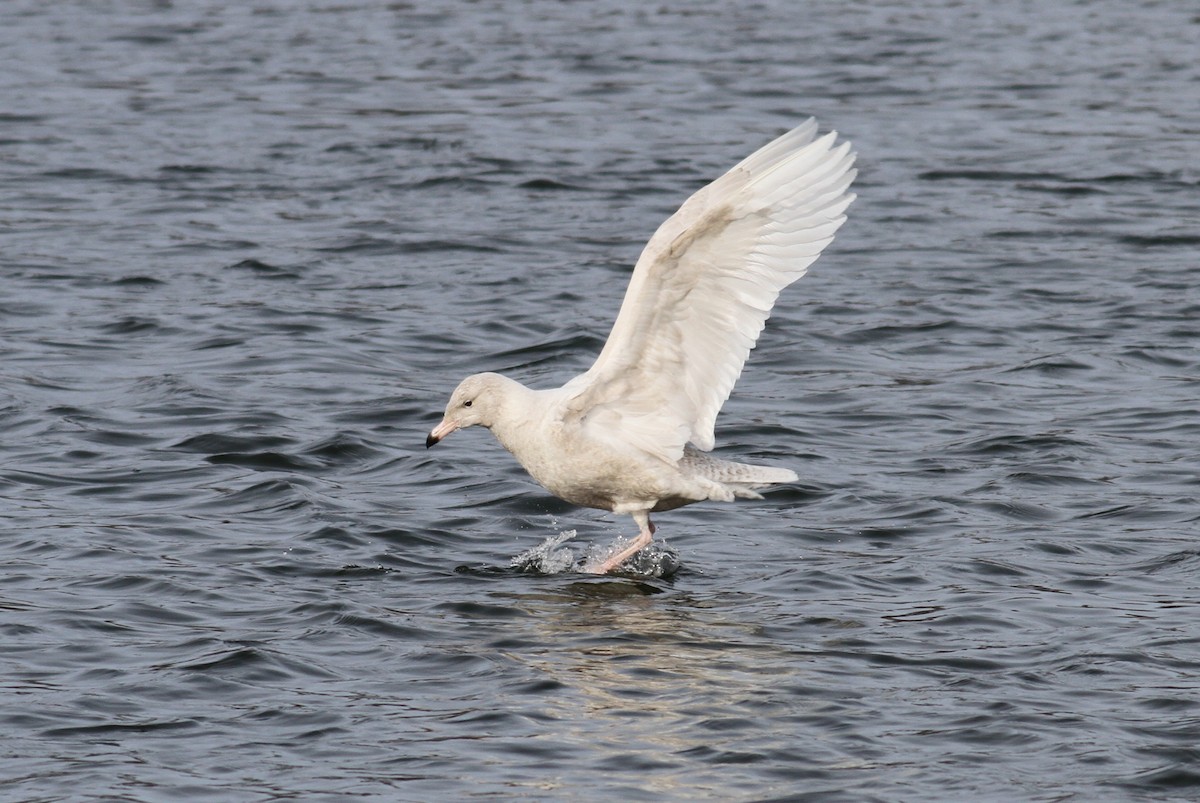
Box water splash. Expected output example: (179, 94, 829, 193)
(510, 529, 680, 577)
(582, 536, 680, 577)
(509, 530, 580, 574)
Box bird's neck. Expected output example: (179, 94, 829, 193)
(487, 380, 556, 462)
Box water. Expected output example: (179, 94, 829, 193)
(2, 1, 1198, 800)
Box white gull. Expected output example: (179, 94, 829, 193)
(426, 119, 856, 573)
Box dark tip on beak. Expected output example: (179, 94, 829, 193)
(425, 432, 439, 449)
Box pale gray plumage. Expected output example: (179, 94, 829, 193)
(427, 120, 856, 573)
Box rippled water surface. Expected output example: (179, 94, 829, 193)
(3, 1, 1199, 800)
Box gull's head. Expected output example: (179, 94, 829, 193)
(426, 373, 511, 448)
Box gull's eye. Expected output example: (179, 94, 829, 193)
(463, 400, 473, 408)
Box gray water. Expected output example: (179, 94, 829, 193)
(2, 1, 1199, 800)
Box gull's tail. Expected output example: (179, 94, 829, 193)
(679, 446, 798, 500)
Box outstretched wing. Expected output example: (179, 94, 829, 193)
(564, 120, 856, 463)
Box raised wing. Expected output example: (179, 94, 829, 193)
(564, 120, 856, 463)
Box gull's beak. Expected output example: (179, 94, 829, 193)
(425, 418, 458, 448)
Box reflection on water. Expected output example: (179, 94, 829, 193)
(489, 582, 844, 794)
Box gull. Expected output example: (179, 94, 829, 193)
(426, 119, 856, 573)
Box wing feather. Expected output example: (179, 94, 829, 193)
(565, 121, 857, 463)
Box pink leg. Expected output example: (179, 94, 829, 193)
(592, 512, 656, 574)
